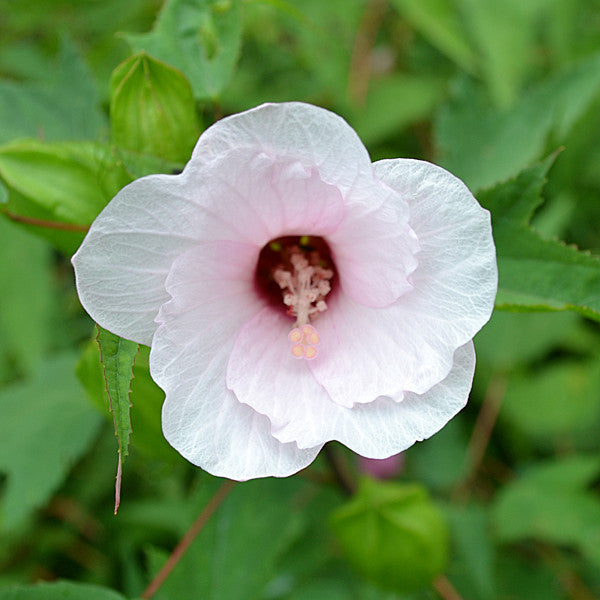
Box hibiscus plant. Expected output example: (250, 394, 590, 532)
(0, 1, 600, 599)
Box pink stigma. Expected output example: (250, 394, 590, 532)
(288, 324, 321, 360)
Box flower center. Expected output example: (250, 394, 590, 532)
(255, 236, 336, 360)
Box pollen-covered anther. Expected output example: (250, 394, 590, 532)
(288, 324, 321, 360)
(273, 244, 334, 322)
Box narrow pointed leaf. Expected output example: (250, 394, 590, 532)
(96, 325, 138, 512)
(437, 52, 600, 191)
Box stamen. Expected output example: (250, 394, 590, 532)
(272, 243, 334, 360)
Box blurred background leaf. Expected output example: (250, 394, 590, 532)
(0, 581, 128, 600)
(0, 354, 102, 533)
(479, 157, 600, 321)
(124, 0, 243, 101)
(0, 36, 106, 144)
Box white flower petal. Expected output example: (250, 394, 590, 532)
(374, 158, 497, 334)
(303, 342, 475, 457)
(328, 181, 419, 307)
(307, 292, 455, 405)
(72, 103, 497, 480)
(72, 172, 203, 345)
(151, 243, 320, 479)
(191, 102, 373, 193)
(226, 306, 329, 434)
(159, 359, 321, 480)
(307, 159, 495, 405)
(227, 307, 474, 455)
(185, 151, 345, 247)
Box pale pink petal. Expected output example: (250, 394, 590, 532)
(227, 310, 474, 455)
(295, 342, 475, 457)
(325, 342, 475, 458)
(307, 292, 458, 406)
(193, 103, 419, 306)
(373, 159, 497, 335)
(328, 178, 419, 307)
(185, 151, 345, 247)
(226, 307, 330, 436)
(151, 242, 320, 479)
(72, 171, 205, 345)
(191, 102, 373, 193)
(307, 159, 496, 405)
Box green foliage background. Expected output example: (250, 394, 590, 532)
(1, 0, 600, 598)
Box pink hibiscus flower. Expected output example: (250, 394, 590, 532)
(72, 102, 497, 480)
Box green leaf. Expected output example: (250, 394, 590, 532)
(0, 218, 55, 376)
(110, 52, 201, 163)
(479, 156, 600, 321)
(124, 0, 243, 101)
(77, 341, 176, 461)
(501, 358, 600, 438)
(144, 478, 306, 600)
(495, 554, 564, 600)
(350, 74, 446, 146)
(519, 455, 600, 491)
(436, 52, 600, 191)
(0, 581, 128, 600)
(491, 456, 600, 568)
(458, 0, 537, 107)
(0, 140, 131, 254)
(0, 354, 102, 531)
(390, 0, 477, 72)
(330, 478, 449, 592)
(474, 311, 584, 372)
(96, 326, 139, 462)
(407, 417, 469, 492)
(0, 140, 129, 225)
(444, 504, 495, 600)
(129, 346, 176, 461)
(0, 36, 106, 144)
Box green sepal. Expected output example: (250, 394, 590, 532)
(110, 52, 201, 163)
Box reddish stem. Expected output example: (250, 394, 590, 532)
(141, 480, 236, 599)
(348, 0, 388, 106)
(434, 575, 465, 600)
(114, 455, 122, 516)
(2, 210, 90, 232)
